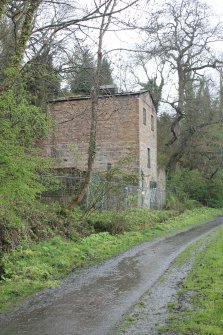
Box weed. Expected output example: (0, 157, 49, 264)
(118, 315, 137, 333)
(137, 301, 146, 308)
(166, 302, 177, 311)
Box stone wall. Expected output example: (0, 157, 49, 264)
(43, 93, 144, 176)
(138, 92, 157, 188)
(42, 91, 158, 186)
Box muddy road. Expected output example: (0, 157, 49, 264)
(0, 217, 222, 335)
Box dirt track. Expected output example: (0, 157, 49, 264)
(0, 217, 222, 335)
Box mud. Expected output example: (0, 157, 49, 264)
(114, 233, 215, 335)
(0, 217, 222, 335)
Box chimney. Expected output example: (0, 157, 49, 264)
(99, 85, 117, 95)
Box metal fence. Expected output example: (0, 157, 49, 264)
(41, 175, 166, 210)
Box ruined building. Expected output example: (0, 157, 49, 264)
(42, 88, 165, 207)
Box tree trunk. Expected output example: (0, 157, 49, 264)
(1, 0, 42, 91)
(166, 149, 184, 176)
(0, 0, 9, 17)
(66, 0, 117, 211)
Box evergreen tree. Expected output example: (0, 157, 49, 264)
(23, 50, 61, 106)
(140, 76, 164, 112)
(68, 47, 114, 95)
(100, 57, 114, 86)
(69, 47, 96, 95)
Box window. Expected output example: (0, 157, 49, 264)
(143, 108, 146, 125)
(147, 148, 151, 168)
(151, 114, 154, 131)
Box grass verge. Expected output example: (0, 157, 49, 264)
(0, 207, 222, 312)
(163, 226, 223, 335)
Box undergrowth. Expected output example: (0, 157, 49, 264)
(0, 207, 222, 311)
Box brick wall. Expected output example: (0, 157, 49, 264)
(42, 91, 157, 186)
(138, 92, 157, 188)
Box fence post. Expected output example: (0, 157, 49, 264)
(124, 186, 129, 209)
(141, 170, 145, 208)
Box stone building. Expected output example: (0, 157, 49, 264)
(42, 89, 164, 196)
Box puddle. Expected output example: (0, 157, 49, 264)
(0, 217, 222, 335)
(113, 233, 215, 335)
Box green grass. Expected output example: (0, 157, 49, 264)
(118, 315, 138, 333)
(164, 226, 223, 335)
(0, 207, 222, 311)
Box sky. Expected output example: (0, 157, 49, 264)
(57, 0, 223, 92)
(101, 0, 223, 92)
(206, 0, 223, 15)
(103, 0, 223, 50)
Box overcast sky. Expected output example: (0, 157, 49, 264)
(102, 0, 223, 91)
(206, 0, 223, 15)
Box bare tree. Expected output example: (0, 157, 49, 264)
(138, 0, 223, 174)
(1, 0, 139, 89)
(65, 0, 118, 211)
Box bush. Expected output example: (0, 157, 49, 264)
(86, 212, 130, 234)
(168, 168, 223, 208)
(85, 208, 175, 235)
(0, 88, 52, 253)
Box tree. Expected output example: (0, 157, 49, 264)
(100, 57, 114, 86)
(0, 0, 140, 275)
(132, 54, 165, 112)
(23, 49, 61, 106)
(0, 16, 15, 76)
(139, 0, 223, 174)
(68, 47, 96, 95)
(0, 0, 10, 18)
(158, 76, 223, 207)
(139, 76, 164, 111)
(180, 78, 223, 178)
(1, 0, 42, 90)
(67, 48, 114, 95)
(66, 0, 118, 210)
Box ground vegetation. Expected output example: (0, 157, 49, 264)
(164, 226, 223, 335)
(0, 0, 223, 316)
(0, 207, 221, 311)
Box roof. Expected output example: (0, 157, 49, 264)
(47, 89, 152, 103)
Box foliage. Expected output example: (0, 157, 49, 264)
(168, 168, 223, 208)
(0, 17, 15, 79)
(67, 46, 114, 96)
(139, 76, 164, 111)
(67, 47, 96, 95)
(23, 51, 61, 107)
(140, 0, 223, 173)
(0, 207, 222, 311)
(159, 79, 223, 209)
(85, 208, 174, 234)
(0, 85, 52, 252)
(157, 112, 172, 165)
(165, 226, 223, 335)
(100, 57, 114, 86)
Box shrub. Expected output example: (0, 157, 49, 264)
(86, 212, 130, 234)
(168, 168, 223, 208)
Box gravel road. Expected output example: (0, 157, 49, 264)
(0, 217, 222, 335)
